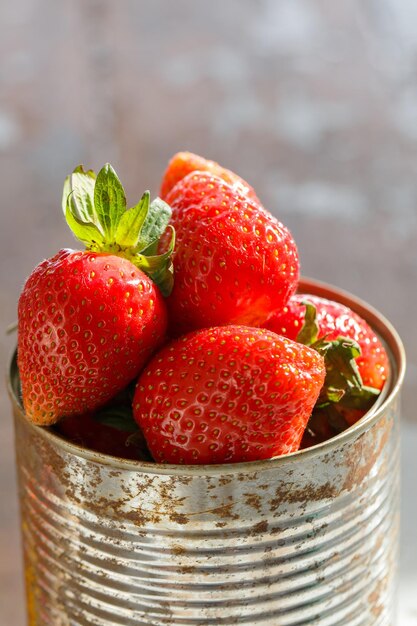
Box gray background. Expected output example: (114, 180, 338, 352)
(1, 1, 416, 623)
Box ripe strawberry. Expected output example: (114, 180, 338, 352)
(18, 164, 174, 426)
(56, 393, 151, 460)
(160, 151, 260, 204)
(133, 326, 326, 464)
(265, 294, 389, 390)
(56, 412, 150, 460)
(163, 172, 299, 335)
(265, 295, 389, 440)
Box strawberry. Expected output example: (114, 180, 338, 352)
(163, 172, 299, 335)
(160, 151, 260, 204)
(265, 294, 389, 390)
(299, 408, 335, 450)
(55, 390, 151, 460)
(265, 296, 388, 439)
(18, 164, 174, 426)
(133, 326, 326, 464)
(56, 411, 150, 460)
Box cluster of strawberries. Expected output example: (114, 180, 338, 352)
(17, 153, 389, 464)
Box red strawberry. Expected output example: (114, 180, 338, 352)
(163, 172, 299, 335)
(55, 395, 151, 460)
(18, 164, 174, 425)
(265, 294, 389, 390)
(265, 295, 388, 439)
(133, 326, 325, 464)
(18, 250, 167, 425)
(160, 151, 260, 204)
(56, 411, 150, 460)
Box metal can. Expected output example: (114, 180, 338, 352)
(9, 278, 405, 626)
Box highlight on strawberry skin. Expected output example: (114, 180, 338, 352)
(163, 171, 300, 336)
(15, 152, 390, 465)
(265, 294, 389, 391)
(133, 326, 326, 465)
(17, 164, 174, 426)
(265, 295, 389, 444)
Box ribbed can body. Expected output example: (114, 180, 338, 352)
(10, 279, 405, 626)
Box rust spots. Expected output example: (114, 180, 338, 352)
(178, 564, 196, 575)
(342, 415, 393, 492)
(170, 544, 186, 556)
(269, 481, 338, 510)
(169, 511, 188, 525)
(176, 475, 193, 486)
(12, 384, 400, 625)
(244, 492, 262, 512)
(108, 470, 122, 479)
(218, 475, 233, 487)
(250, 520, 268, 535)
(368, 577, 387, 618)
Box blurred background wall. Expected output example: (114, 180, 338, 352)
(1, 1, 416, 623)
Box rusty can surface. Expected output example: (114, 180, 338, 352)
(9, 278, 405, 626)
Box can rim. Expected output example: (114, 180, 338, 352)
(8, 276, 406, 476)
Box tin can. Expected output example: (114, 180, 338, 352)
(9, 278, 405, 626)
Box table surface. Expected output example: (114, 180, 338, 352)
(1, 1, 417, 623)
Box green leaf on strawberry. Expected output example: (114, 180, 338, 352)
(136, 226, 176, 297)
(62, 163, 175, 296)
(62, 166, 105, 248)
(296, 300, 380, 432)
(62, 165, 97, 227)
(139, 197, 173, 252)
(114, 191, 150, 249)
(312, 337, 379, 409)
(19, 162, 173, 427)
(94, 163, 127, 239)
(295, 300, 319, 345)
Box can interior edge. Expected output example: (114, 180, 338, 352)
(8, 276, 406, 476)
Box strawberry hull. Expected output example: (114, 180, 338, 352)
(9, 278, 405, 626)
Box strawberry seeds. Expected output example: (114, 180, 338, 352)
(16, 153, 389, 463)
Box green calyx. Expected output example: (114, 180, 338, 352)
(296, 300, 380, 421)
(62, 164, 175, 296)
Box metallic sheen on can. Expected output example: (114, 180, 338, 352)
(9, 278, 405, 626)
